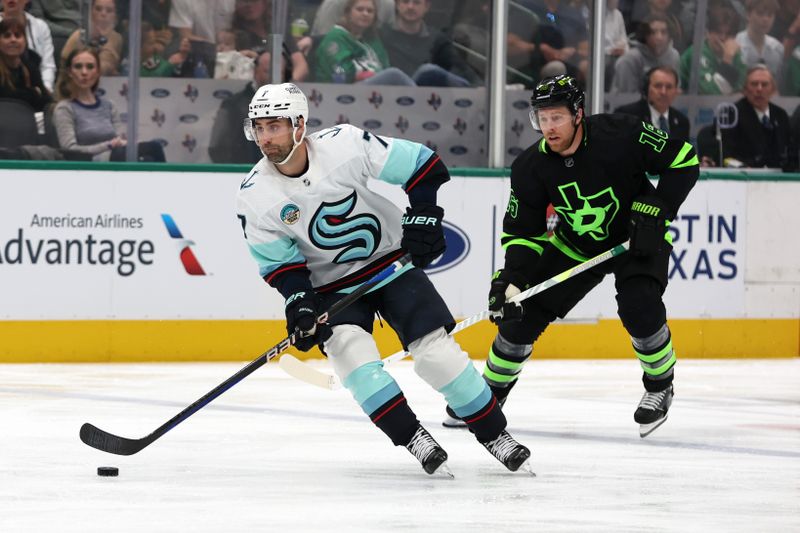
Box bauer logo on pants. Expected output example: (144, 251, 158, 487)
(160, 214, 206, 275)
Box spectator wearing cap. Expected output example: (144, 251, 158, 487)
(615, 65, 690, 141)
(0, 0, 56, 91)
(721, 65, 797, 170)
(735, 0, 783, 89)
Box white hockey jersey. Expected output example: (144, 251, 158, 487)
(235, 123, 436, 291)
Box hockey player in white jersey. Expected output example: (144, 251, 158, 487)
(235, 83, 532, 476)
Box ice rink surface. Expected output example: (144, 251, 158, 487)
(1, 358, 798, 533)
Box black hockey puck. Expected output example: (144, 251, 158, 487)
(97, 466, 119, 477)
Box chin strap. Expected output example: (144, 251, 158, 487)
(273, 123, 307, 166)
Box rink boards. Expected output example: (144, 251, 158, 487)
(0, 164, 797, 361)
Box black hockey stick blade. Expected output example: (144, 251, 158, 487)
(80, 423, 158, 456)
(79, 253, 410, 456)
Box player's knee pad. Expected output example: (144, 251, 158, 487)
(407, 327, 470, 390)
(483, 333, 532, 390)
(323, 324, 381, 381)
(616, 276, 666, 338)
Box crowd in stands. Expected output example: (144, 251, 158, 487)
(0, 0, 800, 168)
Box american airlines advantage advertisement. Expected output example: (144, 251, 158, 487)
(1, 170, 747, 320)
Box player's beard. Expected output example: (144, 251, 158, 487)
(263, 140, 294, 164)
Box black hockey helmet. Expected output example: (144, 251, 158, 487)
(529, 75, 585, 131)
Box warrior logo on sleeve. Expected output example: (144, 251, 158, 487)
(554, 182, 619, 241)
(309, 191, 381, 263)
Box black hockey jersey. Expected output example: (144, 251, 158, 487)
(503, 113, 699, 275)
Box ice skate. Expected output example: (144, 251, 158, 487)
(634, 385, 673, 438)
(406, 425, 453, 477)
(481, 430, 533, 474)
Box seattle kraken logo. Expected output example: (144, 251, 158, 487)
(554, 182, 619, 241)
(309, 192, 381, 263)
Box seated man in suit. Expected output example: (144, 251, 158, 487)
(721, 64, 798, 171)
(614, 65, 690, 141)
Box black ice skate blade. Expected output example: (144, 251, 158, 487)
(639, 415, 669, 438)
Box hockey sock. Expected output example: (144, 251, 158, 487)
(632, 323, 676, 392)
(482, 333, 532, 402)
(462, 395, 507, 443)
(438, 364, 507, 441)
(370, 392, 420, 446)
(343, 361, 419, 446)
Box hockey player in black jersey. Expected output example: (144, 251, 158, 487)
(447, 75, 699, 437)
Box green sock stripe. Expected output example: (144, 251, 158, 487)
(484, 367, 518, 384)
(488, 347, 526, 372)
(635, 341, 673, 363)
(641, 353, 677, 376)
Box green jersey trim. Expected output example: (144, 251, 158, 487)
(669, 142, 700, 169)
(550, 231, 590, 262)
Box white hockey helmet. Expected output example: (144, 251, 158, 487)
(243, 82, 309, 141)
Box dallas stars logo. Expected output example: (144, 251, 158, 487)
(554, 182, 619, 241)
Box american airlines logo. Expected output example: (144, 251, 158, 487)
(160, 214, 206, 275)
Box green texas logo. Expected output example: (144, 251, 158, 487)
(554, 182, 619, 241)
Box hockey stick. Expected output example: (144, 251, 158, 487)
(280, 241, 630, 390)
(79, 254, 411, 456)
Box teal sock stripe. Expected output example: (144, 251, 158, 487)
(439, 364, 492, 418)
(343, 361, 402, 416)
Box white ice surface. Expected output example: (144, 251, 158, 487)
(1, 359, 798, 533)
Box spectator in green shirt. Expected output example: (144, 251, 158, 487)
(679, 0, 746, 94)
(314, 0, 414, 85)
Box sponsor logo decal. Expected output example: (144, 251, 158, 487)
(161, 214, 206, 275)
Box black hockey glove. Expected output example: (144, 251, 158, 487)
(488, 270, 527, 324)
(629, 195, 670, 257)
(401, 204, 446, 268)
(285, 291, 333, 352)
